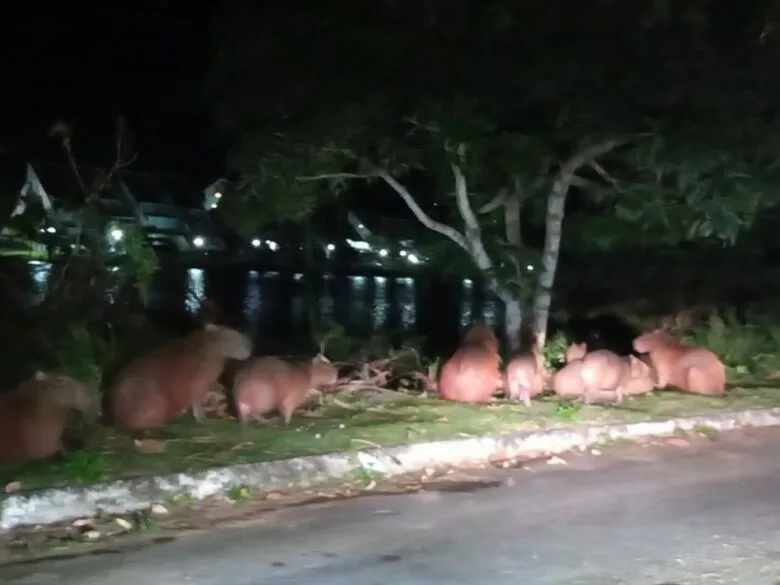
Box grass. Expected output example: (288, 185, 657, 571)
(2, 381, 780, 492)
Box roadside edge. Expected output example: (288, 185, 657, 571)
(3, 406, 779, 530)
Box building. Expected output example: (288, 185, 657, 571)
(10, 162, 227, 251)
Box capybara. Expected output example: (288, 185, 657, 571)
(552, 348, 658, 404)
(0, 371, 97, 462)
(504, 347, 548, 406)
(633, 327, 726, 396)
(107, 323, 252, 431)
(565, 342, 587, 363)
(232, 355, 339, 425)
(438, 324, 502, 403)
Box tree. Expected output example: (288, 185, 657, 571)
(206, 0, 780, 350)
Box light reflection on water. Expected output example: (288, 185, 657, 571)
(372, 276, 388, 329)
(460, 278, 474, 329)
(24, 261, 501, 339)
(243, 270, 261, 331)
(28, 260, 51, 305)
(186, 268, 206, 314)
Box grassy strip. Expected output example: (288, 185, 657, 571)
(3, 382, 780, 492)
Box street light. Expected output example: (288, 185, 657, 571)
(251, 238, 261, 248)
(193, 236, 205, 248)
(109, 228, 123, 242)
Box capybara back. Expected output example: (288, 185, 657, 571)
(108, 323, 252, 431)
(439, 325, 502, 403)
(0, 371, 96, 462)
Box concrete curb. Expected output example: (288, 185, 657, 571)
(3, 406, 780, 531)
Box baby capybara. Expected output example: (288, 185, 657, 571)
(232, 356, 338, 425)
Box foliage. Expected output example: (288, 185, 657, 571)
(541, 331, 572, 371)
(0, 120, 160, 385)
(682, 310, 780, 377)
(206, 0, 780, 347)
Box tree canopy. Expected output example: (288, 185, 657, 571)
(205, 0, 780, 343)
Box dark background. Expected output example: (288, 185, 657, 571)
(1, 4, 219, 200)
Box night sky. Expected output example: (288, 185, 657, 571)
(2, 4, 218, 187)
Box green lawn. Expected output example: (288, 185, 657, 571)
(2, 382, 779, 491)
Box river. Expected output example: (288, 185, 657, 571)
(23, 260, 504, 355)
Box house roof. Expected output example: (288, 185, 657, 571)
(118, 171, 199, 208)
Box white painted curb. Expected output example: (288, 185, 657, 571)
(3, 406, 780, 531)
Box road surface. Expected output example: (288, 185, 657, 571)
(4, 427, 780, 585)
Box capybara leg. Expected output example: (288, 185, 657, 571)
(686, 367, 726, 397)
(191, 403, 207, 424)
(279, 403, 295, 426)
(518, 385, 532, 407)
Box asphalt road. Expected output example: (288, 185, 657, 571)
(5, 428, 780, 585)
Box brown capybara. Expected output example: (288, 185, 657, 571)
(232, 356, 338, 425)
(107, 323, 252, 431)
(438, 324, 502, 403)
(552, 349, 657, 404)
(0, 371, 97, 462)
(565, 342, 587, 363)
(504, 347, 548, 406)
(633, 327, 726, 396)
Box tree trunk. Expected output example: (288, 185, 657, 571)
(532, 178, 568, 350)
(379, 166, 524, 350)
(502, 294, 523, 351)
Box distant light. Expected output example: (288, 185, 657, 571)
(526, 265, 534, 271)
(265, 239, 279, 251)
(214, 192, 222, 199)
(346, 239, 371, 252)
(210, 203, 218, 209)
(251, 238, 261, 248)
(399, 250, 408, 257)
(193, 236, 205, 248)
(357, 223, 364, 229)
(326, 243, 335, 252)
(407, 253, 420, 264)
(109, 228, 123, 242)
(378, 248, 388, 257)
(46, 226, 56, 234)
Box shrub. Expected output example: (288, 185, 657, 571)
(682, 309, 780, 377)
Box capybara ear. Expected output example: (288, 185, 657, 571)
(204, 322, 219, 332)
(34, 370, 47, 381)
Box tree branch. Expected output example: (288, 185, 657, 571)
(451, 163, 481, 233)
(559, 137, 634, 180)
(296, 172, 370, 182)
(478, 189, 507, 214)
(376, 170, 471, 253)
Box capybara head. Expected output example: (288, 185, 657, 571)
(203, 323, 253, 361)
(27, 371, 99, 420)
(463, 324, 499, 354)
(633, 327, 671, 354)
(628, 355, 656, 383)
(565, 342, 587, 363)
(309, 356, 339, 388)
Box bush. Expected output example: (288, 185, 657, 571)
(682, 309, 780, 377)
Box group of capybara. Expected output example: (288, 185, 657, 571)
(439, 323, 726, 406)
(0, 317, 727, 466)
(0, 323, 338, 464)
